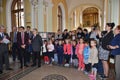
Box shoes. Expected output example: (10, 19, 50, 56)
(88, 74, 95, 80)
(0, 70, 3, 74)
(64, 63, 69, 67)
(78, 67, 81, 71)
(24, 65, 29, 67)
(38, 65, 41, 68)
(100, 75, 109, 79)
(84, 71, 88, 75)
(6, 68, 13, 70)
(31, 64, 36, 67)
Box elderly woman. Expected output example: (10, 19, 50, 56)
(109, 25, 120, 80)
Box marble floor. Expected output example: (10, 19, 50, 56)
(20, 65, 89, 80)
(0, 57, 115, 80)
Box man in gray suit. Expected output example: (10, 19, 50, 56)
(31, 28, 43, 67)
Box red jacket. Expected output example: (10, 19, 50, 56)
(75, 43, 85, 55)
(64, 43, 72, 55)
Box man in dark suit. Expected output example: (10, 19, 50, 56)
(10, 27, 18, 62)
(17, 26, 29, 68)
(0, 25, 12, 72)
(25, 26, 33, 63)
(31, 28, 43, 67)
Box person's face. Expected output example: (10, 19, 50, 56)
(0, 27, 5, 33)
(79, 39, 84, 43)
(72, 41, 76, 46)
(32, 29, 37, 35)
(27, 28, 30, 31)
(90, 41, 96, 47)
(13, 27, 17, 32)
(105, 25, 111, 31)
(21, 28, 24, 32)
(59, 41, 62, 45)
(85, 43, 89, 46)
(114, 27, 120, 35)
(65, 39, 69, 44)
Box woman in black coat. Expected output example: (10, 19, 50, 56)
(31, 28, 43, 67)
(98, 23, 115, 79)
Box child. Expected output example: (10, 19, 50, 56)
(88, 39, 98, 80)
(42, 40, 49, 64)
(83, 41, 91, 74)
(76, 38, 85, 71)
(71, 40, 78, 68)
(47, 40, 55, 65)
(63, 38, 72, 67)
(56, 40, 64, 65)
(54, 40, 58, 64)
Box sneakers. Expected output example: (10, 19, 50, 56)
(88, 74, 96, 80)
(64, 63, 69, 67)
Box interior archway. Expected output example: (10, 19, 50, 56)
(82, 7, 99, 27)
(69, 4, 102, 30)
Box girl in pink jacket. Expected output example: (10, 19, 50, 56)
(63, 39, 72, 67)
(76, 38, 85, 71)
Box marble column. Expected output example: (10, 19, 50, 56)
(110, 0, 119, 26)
(38, 0, 44, 32)
(46, 1, 53, 32)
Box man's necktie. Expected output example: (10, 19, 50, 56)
(22, 32, 24, 44)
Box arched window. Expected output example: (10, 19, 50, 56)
(58, 6, 62, 32)
(11, 0, 24, 27)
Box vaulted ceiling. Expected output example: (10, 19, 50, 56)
(66, 0, 104, 15)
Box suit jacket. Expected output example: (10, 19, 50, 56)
(25, 31, 33, 40)
(10, 31, 18, 43)
(31, 34, 43, 52)
(17, 32, 29, 48)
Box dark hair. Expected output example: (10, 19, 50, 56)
(106, 22, 115, 29)
(116, 25, 120, 30)
(83, 29, 88, 32)
(20, 26, 25, 29)
(26, 26, 31, 29)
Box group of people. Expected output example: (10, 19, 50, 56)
(0, 25, 43, 74)
(0, 23, 120, 80)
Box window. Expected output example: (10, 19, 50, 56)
(58, 6, 62, 32)
(11, 0, 24, 27)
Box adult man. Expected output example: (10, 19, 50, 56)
(17, 26, 29, 68)
(0, 25, 12, 71)
(10, 27, 18, 62)
(25, 26, 33, 63)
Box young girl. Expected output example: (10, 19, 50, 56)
(83, 41, 91, 74)
(56, 40, 64, 65)
(76, 38, 85, 71)
(63, 39, 72, 67)
(88, 39, 98, 80)
(42, 40, 49, 64)
(47, 40, 55, 65)
(71, 40, 78, 68)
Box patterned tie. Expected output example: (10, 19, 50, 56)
(22, 32, 24, 44)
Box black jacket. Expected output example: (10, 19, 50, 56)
(101, 31, 114, 50)
(31, 34, 43, 52)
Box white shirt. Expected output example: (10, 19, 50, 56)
(43, 44, 47, 52)
(47, 44, 54, 52)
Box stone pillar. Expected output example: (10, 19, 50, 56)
(46, 1, 53, 32)
(38, 0, 44, 32)
(110, 0, 119, 26)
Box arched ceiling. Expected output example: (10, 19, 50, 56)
(66, 0, 104, 15)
